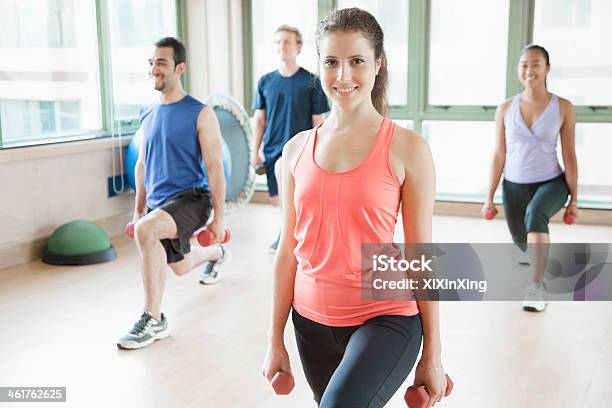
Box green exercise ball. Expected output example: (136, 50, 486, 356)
(42, 220, 117, 265)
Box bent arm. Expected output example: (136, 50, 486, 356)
(560, 101, 578, 204)
(134, 128, 147, 217)
(486, 104, 508, 202)
(268, 136, 303, 347)
(198, 107, 226, 218)
(400, 134, 441, 364)
(253, 109, 266, 162)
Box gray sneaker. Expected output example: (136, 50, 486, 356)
(117, 311, 169, 349)
(199, 246, 230, 285)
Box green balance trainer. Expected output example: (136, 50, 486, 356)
(43, 220, 117, 265)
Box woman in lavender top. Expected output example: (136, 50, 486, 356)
(483, 44, 578, 312)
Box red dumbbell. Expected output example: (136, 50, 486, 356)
(196, 228, 231, 247)
(563, 213, 576, 225)
(404, 374, 454, 408)
(484, 208, 497, 220)
(271, 371, 295, 395)
(124, 222, 135, 239)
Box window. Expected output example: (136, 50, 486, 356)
(533, 0, 612, 106)
(570, 123, 612, 206)
(428, 0, 510, 106)
(539, 0, 592, 28)
(0, 100, 81, 144)
(107, 0, 178, 123)
(0, 0, 101, 147)
(337, 0, 409, 106)
(251, 0, 319, 87)
(424, 121, 497, 200)
(0, 0, 179, 147)
(0, 0, 76, 48)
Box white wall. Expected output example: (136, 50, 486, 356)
(0, 139, 133, 269)
(186, 0, 245, 104)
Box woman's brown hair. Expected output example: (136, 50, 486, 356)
(315, 8, 389, 116)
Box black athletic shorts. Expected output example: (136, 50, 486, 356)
(148, 188, 213, 264)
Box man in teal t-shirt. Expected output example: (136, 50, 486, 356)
(252, 25, 329, 251)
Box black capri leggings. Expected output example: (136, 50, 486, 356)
(502, 173, 569, 251)
(292, 309, 422, 407)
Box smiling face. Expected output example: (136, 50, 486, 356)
(148, 46, 184, 92)
(318, 31, 381, 111)
(518, 49, 550, 90)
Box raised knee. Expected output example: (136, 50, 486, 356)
(134, 220, 155, 245)
(524, 207, 548, 232)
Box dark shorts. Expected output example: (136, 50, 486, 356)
(292, 309, 422, 407)
(148, 188, 213, 264)
(502, 174, 569, 251)
(264, 154, 282, 197)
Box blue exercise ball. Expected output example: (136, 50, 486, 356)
(125, 131, 232, 194)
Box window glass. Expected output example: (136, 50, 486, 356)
(337, 0, 409, 106)
(424, 121, 497, 198)
(0, 0, 101, 146)
(107, 0, 178, 122)
(251, 0, 318, 87)
(428, 0, 509, 106)
(533, 0, 612, 105)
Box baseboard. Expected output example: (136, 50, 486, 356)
(434, 201, 612, 225)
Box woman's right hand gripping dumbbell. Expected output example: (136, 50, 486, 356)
(262, 342, 294, 395)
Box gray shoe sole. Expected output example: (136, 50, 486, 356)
(117, 327, 170, 350)
(522, 303, 547, 312)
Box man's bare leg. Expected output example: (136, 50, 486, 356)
(133, 209, 181, 320)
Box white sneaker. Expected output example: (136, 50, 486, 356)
(522, 281, 548, 312)
(199, 246, 230, 285)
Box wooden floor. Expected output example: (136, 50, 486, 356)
(0, 204, 611, 408)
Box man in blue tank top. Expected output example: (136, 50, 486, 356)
(117, 37, 228, 350)
(252, 25, 329, 251)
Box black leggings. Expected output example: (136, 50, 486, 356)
(292, 309, 422, 407)
(502, 174, 569, 251)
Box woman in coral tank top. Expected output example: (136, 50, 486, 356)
(262, 8, 446, 407)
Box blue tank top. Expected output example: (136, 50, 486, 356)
(139, 95, 208, 208)
(503, 94, 563, 184)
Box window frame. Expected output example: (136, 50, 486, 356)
(244, 0, 612, 208)
(0, 0, 185, 148)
